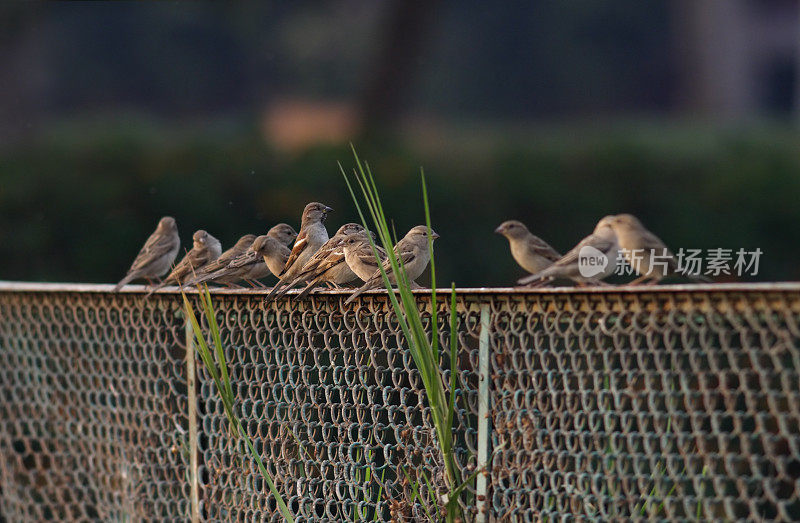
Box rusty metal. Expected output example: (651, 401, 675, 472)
(0, 288, 190, 520)
(1, 282, 800, 521)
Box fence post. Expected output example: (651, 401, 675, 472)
(185, 319, 200, 523)
(476, 303, 491, 523)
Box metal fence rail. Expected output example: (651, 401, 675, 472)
(1, 282, 799, 521)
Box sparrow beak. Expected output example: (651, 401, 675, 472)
(432, 231, 441, 240)
(493, 225, 504, 234)
(324, 206, 334, 213)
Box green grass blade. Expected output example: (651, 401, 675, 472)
(182, 292, 294, 523)
(346, 147, 464, 522)
(239, 424, 294, 522)
(447, 283, 458, 431)
(421, 469, 442, 522)
(421, 170, 438, 361)
(372, 466, 386, 522)
(200, 286, 232, 404)
(182, 293, 221, 386)
(401, 468, 435, 522)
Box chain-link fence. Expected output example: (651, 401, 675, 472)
(1, 283, 799, 521)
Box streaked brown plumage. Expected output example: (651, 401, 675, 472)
(343, 232, 388, 282)
(114, 216, 180, 291)
(494, 220, 561, 275)
(206, 235, 290, 287)
(287, 223, 367, 299)
(184, 234, 256, 286)
(266, 202, 333, 301)
(518, 216, 618, 286)
(147, 230, 221, 294)
(345, 225, 439, 304)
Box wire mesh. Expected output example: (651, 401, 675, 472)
(0, 289, 190, 521)
(1, 284, 800, 521)
(489, 289, 800, 521)
(195, 292, 482, 521)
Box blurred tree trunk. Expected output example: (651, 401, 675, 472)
(359, 0, 439, 133)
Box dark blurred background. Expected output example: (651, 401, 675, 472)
(1, 1, 799, 286)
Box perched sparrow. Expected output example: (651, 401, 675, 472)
(518, 216, 619, 286)
(114, 216, 180, 291)
(147, 230, 222, 294)
(261, 236, 293, 279)
(343, 231, 388, 282)
(184, 234, 256, 286)
(494, 220, 561, 275)
(288, 223, 368, 299)
(266, 202, 333, 300)
(345, 225, 439, 304)
(607, 214, 710, 284)
(205, 235, 290, 287)
(267, 223, 299, 247)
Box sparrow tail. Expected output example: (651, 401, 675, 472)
(265, 281, 288, 303)
(295, 280, 320, 300)
(113, 273, 135, 293)
(344, 283, 372, 305)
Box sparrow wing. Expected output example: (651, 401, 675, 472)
(227, 249, 259, 270)
(526, 235, 562, 262)
(310, 247, 347, 277)
(129, 231, 178, 273)
(297, 235, 344, 276)
(355, 244, 386, 272)
(280, 229, 309, 275)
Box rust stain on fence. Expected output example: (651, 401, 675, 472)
(1, 282, 800, 521)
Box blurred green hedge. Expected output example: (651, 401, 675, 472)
(2, 121, 799, 286)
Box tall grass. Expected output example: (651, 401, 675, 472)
(182, 286, 294, 522)
(342, 148, 477, 521)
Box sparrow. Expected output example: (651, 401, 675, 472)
(607, 214, 711, 284)
(114, 216, 180, 291)
(189, 224, 297, 287)
(494, 220, 561, 275)
(343, 231, 388, 282)
(204, 235, 290, 287)
(267, 223, 299, 247)
(344, 225, 439, 305)
(147, 230, 222, 295)
(287, 223, 368, 299)
(184, 234, 256, 287)
(517, 216, 619, 286)
(266, 202, 333, 300)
